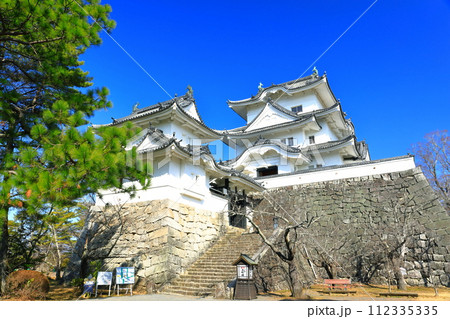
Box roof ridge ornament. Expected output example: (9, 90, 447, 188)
(132, 102, 140, 113)
(258, 82, 264, 91)
(312, 66, 319, 77)
(186, 85, 194, 97)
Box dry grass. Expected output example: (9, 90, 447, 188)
(4, 270, 50, 301)
(46, 280, 146, 300)
(46, 281, 81, 301)
(260, 284, 450, 301)
(3, 279, 449, 301)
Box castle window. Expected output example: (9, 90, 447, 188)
(309, 136, 315, 144)
(287, 137, 294, 146)
(291, 105, 303, 113)
(257, 165, 278, 177)
(282, 137, 294, 146)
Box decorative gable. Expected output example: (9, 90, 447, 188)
(245, 102, 297, 132)
(136, 134, 161, 151)
(182, 101, 201, 121)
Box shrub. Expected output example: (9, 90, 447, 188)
(70, 277, 85, 290)
(5, 270, 50, 300)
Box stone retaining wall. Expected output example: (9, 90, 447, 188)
(64, 199, 228, 289)
(254, 167, 449, 287)
(65, 167, 449, 291)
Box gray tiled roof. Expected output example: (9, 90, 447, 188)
(136, 128, 177, 154)
(219, 114, 321, 137)
(94, 93, 221, 137)
(135, 131, 262, 189)
(216, 103, 341, 136)
(223, 135, 363, 166)
(302, 135, 356, 153)
(228, 74, 323, 105)
(222, 137, 310, 166)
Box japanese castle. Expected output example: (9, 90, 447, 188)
(94, 71, 415, 214)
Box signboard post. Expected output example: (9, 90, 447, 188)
(232, 254, 258, 300)
(115, 267, 135, 296)
(95, 272, 113, 297)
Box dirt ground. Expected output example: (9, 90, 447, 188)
(262, 284, 450, 301)
(2, 279, 449, 301)
(48, 281, 450, 301)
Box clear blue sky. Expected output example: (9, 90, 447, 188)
(82, 0, 450, 161)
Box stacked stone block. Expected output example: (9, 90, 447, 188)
(64, 199, 228, 289)
(255, 167, 449, 287)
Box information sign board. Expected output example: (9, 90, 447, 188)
(97, 272, 113, 285)
(116, 267, 135, 284)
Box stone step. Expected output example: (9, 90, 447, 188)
(176, 274, 235, 281)
(163, 287, 214, 296)
(174, 278, 234, 285)
(191, 262, 237, 267)
(162, 230, 263, 297)
(185, 271, 235, 277)
(168, 281, 217, 289)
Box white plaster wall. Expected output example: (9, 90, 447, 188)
(96, 184, 228, 212)
(180, 159, 207, 193)
(260, 129, 306, 147)
(309, 152, 344, 167)
(246, 104, 264, 124)
(152, 120, 201, 147)
(276, 93, 323, 113)
(246, 105, 294, 132)
(313, 121, 338, 144)
(96, 156, 229, 212)
(154, 121, 172, 137)
(171, 123, 196, 146)
(183, 102, 200, 121)
(235, 151, 300, 178)
(258, 157, 416, 188)
(245, 92, 325, 124)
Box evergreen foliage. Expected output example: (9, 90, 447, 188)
(0, 0, 150, 293)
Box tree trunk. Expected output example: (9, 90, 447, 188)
(323, 261, 337, 279)
(393, 259, 407, 290)
(51, 225, 62, 281)
(287, 260, 304, 298)
(0, 206, 9, 295)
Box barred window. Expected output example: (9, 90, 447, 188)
(291, 105, 303, 113)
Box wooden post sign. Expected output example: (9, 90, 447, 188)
(95, 272, 113, 297)
(232, 254, 258, 300)
(115, 267, 134, 295)
(237, 264, 249, 279)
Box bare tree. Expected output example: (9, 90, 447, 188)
(410, 234, 440, 296)
(231, 189, 317, 298)
(301, 223, 352, 280)
(364, 191, 425, 291)
(411, 130, 449, 211)
(63, 200, 132, 283)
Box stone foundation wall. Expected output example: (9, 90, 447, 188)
(64, 199, 228, 289)
(254, 167, 450, 288)
(64, 167, 449, 291)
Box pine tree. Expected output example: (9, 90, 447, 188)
(40, 206, 83, 281)
(0, 0, 149, 293)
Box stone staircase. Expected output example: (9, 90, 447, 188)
(162, 228, 263, 296)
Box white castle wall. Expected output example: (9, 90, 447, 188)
(258, 156, 416, 188)
(96, 159, 229, 213)
(276, 92, 323, 113)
